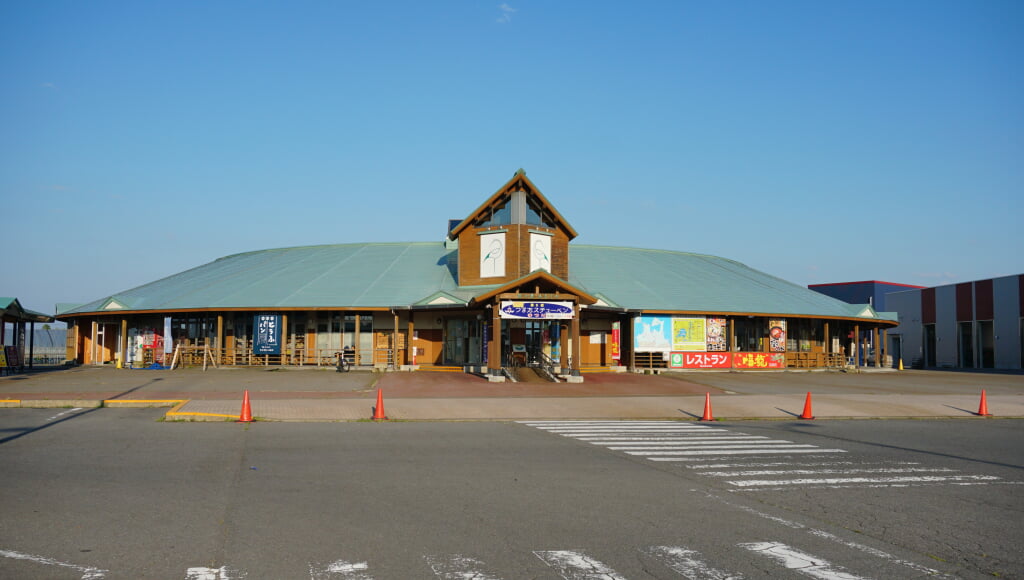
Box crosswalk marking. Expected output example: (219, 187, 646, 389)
(519, 420, 1005, 490)
(740, 542, 867, 580)
(424, 554, 501, 579)
(533, 550, 627, 579)
(730, 474, 1002, 487)
(309, 559, 372, 579)
(641, 545, 741, 579)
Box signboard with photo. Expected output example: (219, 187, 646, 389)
(706, 318, 727, 351)
(769, 320, 787, 352)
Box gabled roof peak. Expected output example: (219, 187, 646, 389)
(449, 170, 577, 240)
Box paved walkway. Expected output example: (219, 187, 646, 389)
(2, 366, 1022, 421)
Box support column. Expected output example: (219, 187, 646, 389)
(488, 303, 501, 377)
(217, 315, 224, 365)
(407, 314, 415, 368)
(393, 312, 400, 368)
(881, 328, 888, 368)
(873, 327, 881, 368)
(559, 323, 569, 371)
(28, 322, 35, 370)
(119, 318, 128, 369)
(281, 314, 288, 364)
(853, 324, 860, 369)
(354, 314, 361, 367)
(570, 303, 581, 377)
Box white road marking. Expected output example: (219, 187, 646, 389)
(309, 559, 372, 579)
(185, 567, 245, 579)
(578, 435, 765, 442)
(533, 550, 626, 579)
(704, 493, 952, 578)
(650, 452, 849, 462)
(424, 554, 502, 579)
(739, 542, 866, 580)
(728, 475, 1001, 487)
(630, 444, 826, 455)
(610, 440, 802, 450)
(649, 449, 848, 459)
(0, 548, 107, 579)
(47, 407, 83, 421)
(687, 461, 906, 469)
(642, 545, 742, 579)
(702, 467, 958, 477)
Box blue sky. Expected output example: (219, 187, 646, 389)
(2, 0, 1021, 316)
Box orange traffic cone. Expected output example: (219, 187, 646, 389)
(238, 390, 253, 423)
(699, 393, 714, 421)
(372, 388, 387, 421)
(798, 392, 815, 420)
(977, 390, 992, 417)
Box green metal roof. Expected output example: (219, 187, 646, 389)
(1, 297, 55, 322)
(59, 242, 889, 322)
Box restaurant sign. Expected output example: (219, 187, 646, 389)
(499, 300, 574, 320)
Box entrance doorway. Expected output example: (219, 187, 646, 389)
(444, 319, 482, 366)
(501, 320, 562, 367)
(92, 323, 119, 365)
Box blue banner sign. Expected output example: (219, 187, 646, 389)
(499, 300, 574, 320)
(254, 314, 282, 355)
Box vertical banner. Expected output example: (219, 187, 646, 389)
(769, 320, 787, 352)
(163, 317, 173, 354)
(479, 232, 506, 278)
(481, 322, 489, 366)
(706, 318, 727, 352)
(610, 321, 620, 361)
(0, 347, 7, 368)
(254, 314, 282, 355)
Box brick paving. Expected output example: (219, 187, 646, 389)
(2, 365, 1022, 421)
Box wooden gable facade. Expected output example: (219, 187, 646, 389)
(449, 169, 577, 287)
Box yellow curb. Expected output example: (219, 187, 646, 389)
(104, 399, 187, 407)
(163, 399, 239, 420)
(0, 399, 21, 407)
(166, 411, 239, 419)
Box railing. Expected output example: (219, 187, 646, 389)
(535, 351, 561, 382)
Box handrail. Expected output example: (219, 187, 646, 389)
(535, 351, 561, 382)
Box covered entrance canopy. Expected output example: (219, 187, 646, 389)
(1, 297, 56, 371)
(471, 270, 598, 381)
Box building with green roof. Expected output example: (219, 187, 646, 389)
(57, 171, 896, 378)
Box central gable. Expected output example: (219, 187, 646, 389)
(451, 169, 576, 287)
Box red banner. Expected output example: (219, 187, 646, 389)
(732, 352, 785, 369)
(610, 323, 621, 361)
(670, 352, 732, 369)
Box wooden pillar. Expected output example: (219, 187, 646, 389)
(559, 323, 569, 371)
(28, 322, 35, 369)
(407, 314, 415, 367)
(393, 312, 400, 368)
(217, 315, 224, 364)
(354, 314, 361, 367)
(823, 321, 830, 354)
(571, 303, 581, 375)
(881, 328, 888, 368)
(729, 318, 736, 351)
(120, 318, 128, 368)
(873, 327, 881, 368)
(853, 324, 860, 368)
(489, 304, 501, 375)
(281, 314, 288, 365)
